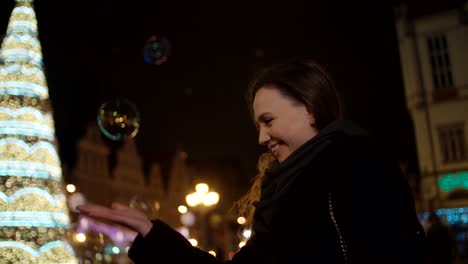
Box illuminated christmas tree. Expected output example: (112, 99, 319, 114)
(0, 0, 78, 262)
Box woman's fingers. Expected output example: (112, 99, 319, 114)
(77, 203, 152, 236)
(111, 202, 129, 210)
(78, 203, 131, 217)
(91, 208, 151, 236)
(76, 204, 108, 215)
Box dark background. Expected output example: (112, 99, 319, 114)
(0, 0, 459, 186)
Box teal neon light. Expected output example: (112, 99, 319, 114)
(0, 241, 74, 257)
(438, 171, 468, 193)
(0, 211, 70, 227)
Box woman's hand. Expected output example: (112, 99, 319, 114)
(77, 202, 153, 237)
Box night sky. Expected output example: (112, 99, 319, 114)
(0, 0, 458, 183)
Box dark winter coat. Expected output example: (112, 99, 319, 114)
(426, 222, 456, 264)
(128, 120, 427, 264)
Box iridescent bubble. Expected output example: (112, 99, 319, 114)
(97, 98, 140, 141)
(143, 35, 171, 66)
(129, 195, 159, 218)
(129, 195, 148, 211)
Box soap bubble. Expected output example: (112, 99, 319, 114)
(129, 195, 159, 218)
(143, 35, 171, 66)
(97, 98, 140, 141)
(129, 195, 148, 211)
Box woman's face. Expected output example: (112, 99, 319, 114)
(253, 86, 319, 162)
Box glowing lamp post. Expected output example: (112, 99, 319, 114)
(185, 183, 219, 249)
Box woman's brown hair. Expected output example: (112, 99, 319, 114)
(232, 152, 278, 228)
(246, 60, 341, 130)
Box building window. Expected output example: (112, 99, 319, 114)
(438, 123, 467, 163)
(427, 34, 454, 91)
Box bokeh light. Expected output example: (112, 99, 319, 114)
(97, 98, 140, 141)
(188, 238, 198, 247)
(180, 211, 196, 226)
(178, 205, 188, 214)
(237, 216, 246, 225)
(242, 228, 252, 240)
(66, 184, 76, 193)
(68, 192, 87, 212)
(74, 233, 87, 243)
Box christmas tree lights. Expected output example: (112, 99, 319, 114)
(0, 0, 78, 262)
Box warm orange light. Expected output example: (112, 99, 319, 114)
(66, 184, 76, 193)
(186, 183, 219, 208)
(178, 205, 188, 214)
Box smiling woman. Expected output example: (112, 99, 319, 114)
(78, 60, 427, 264)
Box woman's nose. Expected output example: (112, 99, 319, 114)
(258, 128, 271, 145)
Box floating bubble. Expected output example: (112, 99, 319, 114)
(129, 195, 148, 211)
(143, 35, 171, 66)
(129, 195, 159, 218)
(97, 98, 140, 141)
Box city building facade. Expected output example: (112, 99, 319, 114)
(396, 1, 468, 258)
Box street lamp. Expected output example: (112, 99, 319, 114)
(185, 183, 219, 250)
(186, 183, 219, 207)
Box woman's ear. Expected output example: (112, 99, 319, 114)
(307, 112, 316, 126)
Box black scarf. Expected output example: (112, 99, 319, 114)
(255, 119, 367, 208)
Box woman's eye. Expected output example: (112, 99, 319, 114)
(264, 118, 273, 125)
